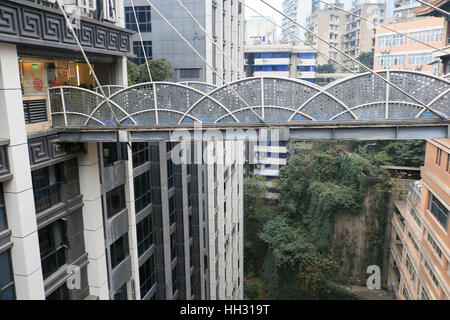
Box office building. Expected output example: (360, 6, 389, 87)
(373, 17, 445, 73)
(245, 44, 317, 82)
(124, 0, 245, 84)
(388, 139, 449, 300)
(0, 0, 244, 300)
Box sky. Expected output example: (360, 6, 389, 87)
(244, 0, 354, 21)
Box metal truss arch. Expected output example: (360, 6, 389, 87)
(49, 71, 450, 128)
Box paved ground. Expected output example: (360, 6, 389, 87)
(345, 285, 394, 300)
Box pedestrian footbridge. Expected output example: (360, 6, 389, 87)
(49, 71, 450, 141)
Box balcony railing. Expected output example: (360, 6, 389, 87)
(409, 182, 422, 205)
(34, 184, 61, 213)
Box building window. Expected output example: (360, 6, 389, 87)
(167, 159, 174, 190)
(0, 250, 15, 300)
(106, 185, 126, 219)
(132, 41, 153, 66)
(103, 143, 127, 167)
(134, 172, 152, 214)
(409, 29, 442, 44)
(114, 283, 128, 300)
(378, 33, 406, 47)
(447, 154, 450, 173)
(172, 265, 178, 295)
(407, 53, 434, 65)
(139, 254, 156, 298)
(428, 193, 449, 230)
(137, 214, 154, 257)
(46, 284, 69, 300)
(110, 234, 129, 269)
(0, 185, 7, 231)
(421, 288, 429, 300)
(125, 6, 152, 32)
(426, 232, 443, 260)
(38, 220, 68, 279)
(409, 207, 421, 228)
(405, 255, 416, 283)
(424, 259, 440, 289)
(32, 167, 61, 213)
(18, 58, 94, 96)
(436, 148, 442, 166)
(132, 143, 150, 168)
(407, 232, 419, 252)
(179, 68, 201, 79)
(402, 284, 411, 300)
(170, 232, 177, 262)
(169, 195, 176, 226)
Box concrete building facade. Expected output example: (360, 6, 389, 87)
(388, 139, 449, 300)
(416, 0, 450, 76)
(245, 44, 317, 82)
(124, 0, 245, 85)
(245, 16, 278, 45)
(373, 17, 446, 73)
(0, 0, 244, 300)
(343, 1, 386, 70)
(306, 4, 348, 69)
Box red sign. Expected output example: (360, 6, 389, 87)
(33, 78, 43, 92)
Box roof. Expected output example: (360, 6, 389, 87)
(416, 0, 450, 16)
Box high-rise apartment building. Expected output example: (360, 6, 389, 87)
(388, 139, 449, 300)
(0, 0, 244, 300)
(124, 0, 245, 85)
(373, 17, 445, 73)
(385, 0, 426, 22)
(306, 4, 347, 69)
(343, 1, 386, 70)
(281, 0, 312, 43)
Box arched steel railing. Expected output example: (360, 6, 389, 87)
(48, 70, 450, 127)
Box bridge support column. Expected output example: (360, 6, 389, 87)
(78, 142, 109, 299)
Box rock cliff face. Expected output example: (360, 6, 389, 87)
(331, 179, 412, 284)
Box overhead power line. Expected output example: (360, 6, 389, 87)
(258, 0, 448, 119)
(130, 0, 153, 82)
(142, 0, 269, 125)
(316, 0, 450, 58)
(55, 0, 121, 125)
(239, 1, 356, 74)
(176, 0, 246, 79)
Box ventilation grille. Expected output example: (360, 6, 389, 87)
(23, 99, 48, 124)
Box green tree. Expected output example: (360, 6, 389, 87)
(348, 140, 426, 167)
(127, 59, 174, 85)
(357, 51, 374, 72)
(243, 176, 274, 276)
(259, 215, 340, 299)
(316, 64, 336, 74)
